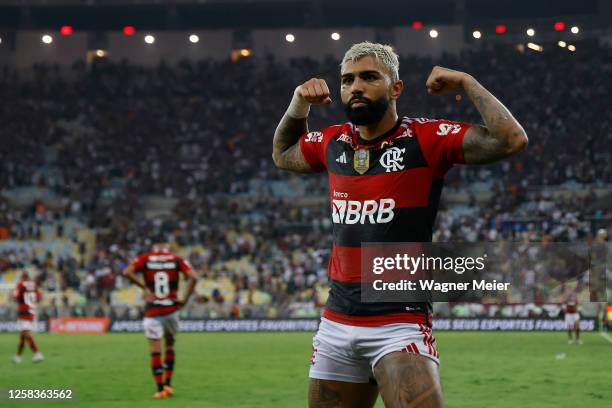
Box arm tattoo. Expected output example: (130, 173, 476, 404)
(462, 76, 528, 164)
(272, 113, 313, 173)
(309, 379, 342, 408)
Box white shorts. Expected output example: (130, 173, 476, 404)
(565, 313, 579, 327)
(18, 319, 37, 332)
(143, 312, 179, 340)
(309, 318, 439, 383)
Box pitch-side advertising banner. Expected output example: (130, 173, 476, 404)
(49, 317, 111, 334)
(0, 318, 597, 333)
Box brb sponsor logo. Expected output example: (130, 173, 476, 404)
(331, 198, 395, 224)
(380, 147, 406, 172)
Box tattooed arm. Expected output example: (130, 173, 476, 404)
(272, 78, 332, 172)
(272, 113, 312, 173)
(425, 66, 528, 164)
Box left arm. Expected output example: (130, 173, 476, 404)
(426, 66, 528, 164)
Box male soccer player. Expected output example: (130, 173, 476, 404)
(12, 271, 44, 364)
(564, 296, 581, 344)
(123, 242, 198, 399)
(272, 42, 528, 407)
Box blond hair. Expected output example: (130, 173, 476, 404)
(341, 42, 400, 81)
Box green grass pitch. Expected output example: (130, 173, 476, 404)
(1, 331, 610, 407)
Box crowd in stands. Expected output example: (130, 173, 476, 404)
(0, 41, 610, 320)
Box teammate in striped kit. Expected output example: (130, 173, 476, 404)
(273, 42, 528, 408)
(12, 272, 44, 364)
(564, 297, 582, 344)
(123, 242, 198, 399)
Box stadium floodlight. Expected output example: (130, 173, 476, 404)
(568, 44, 576, 52)
(558, 41, 567, 48)
(285, 33, 295, 42)
(472, 30, 482, 39)
(411, 21, 423, 30)
(527, 42, 543, 52)
(60, 25, 73, 36)
(123, 26, 136, 36)
(189, 34, 199, 44)
(0, 37, 2, 45)
(144, 35, 155, 44)
(526, 28, 535, 37)
(571, 26, 579, 34)
(331, 32, 340, 41)
(95, 50, 107, 57)
(429, 29, 438, 38)
(42, 34, 53, 44)
(495, 24, 507, 34)
(240, 49, 251, 57)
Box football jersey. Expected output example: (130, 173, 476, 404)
(565, 302, 577, 314)
(14, 279, 41, 321)
(299, 116, 471, 326)
(130, 251, 192, 317)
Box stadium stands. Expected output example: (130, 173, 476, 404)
(0, 42, 610, 320)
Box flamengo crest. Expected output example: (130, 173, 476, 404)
(379, 147, 406, 172)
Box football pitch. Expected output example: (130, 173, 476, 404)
(1, 331, 610, 407)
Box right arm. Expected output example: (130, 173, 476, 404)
(122, 264, 155, 302)
(177, 269, 198, 307)
(272, 112, 311, 173)
(272, 78, 332, 172)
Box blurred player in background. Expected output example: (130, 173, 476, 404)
(12, 271, 44, 364)
(564, 295, 581, 344)
(123, 241, 198, 399)
(272, 42, 528, 407)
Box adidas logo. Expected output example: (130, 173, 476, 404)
(336, 152, 347, 164)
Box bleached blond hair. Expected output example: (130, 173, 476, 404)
(341, 42, 400, 82)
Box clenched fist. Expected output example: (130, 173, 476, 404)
(296, 78, 332, 105)
(425, 66, 471, 96)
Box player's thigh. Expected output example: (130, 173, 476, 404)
(143, 317, 164, 348)
(373, 352, 443, 408)
(162, 313, 179, 340)
(309, 378, 378, 408)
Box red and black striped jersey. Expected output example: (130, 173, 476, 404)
(299, 116, 471, 326)
(14, 279, 41, 321)
(130, 251, 192, 317)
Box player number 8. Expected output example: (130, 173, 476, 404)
(24, 292, 37, 307)
(154, 272, 170, 297)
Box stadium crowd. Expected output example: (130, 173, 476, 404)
(0, 41, 610, 320)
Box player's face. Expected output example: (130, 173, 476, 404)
(341, 56, 395, 125)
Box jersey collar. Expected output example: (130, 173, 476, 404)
(351, 117, 410, 149)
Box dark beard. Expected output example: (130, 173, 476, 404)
(344, 96, 389, 125)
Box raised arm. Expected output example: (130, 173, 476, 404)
(426, 66, 528, 164)
(272, 78, 332, 172)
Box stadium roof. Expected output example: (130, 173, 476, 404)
(0, 0, 606, 30)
